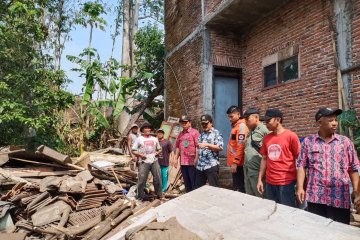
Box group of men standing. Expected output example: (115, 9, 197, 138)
(128, 106, 360, 225)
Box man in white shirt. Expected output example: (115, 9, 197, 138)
(132, 122, 162, 200)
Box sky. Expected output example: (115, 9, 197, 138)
(61, 1, 120, 95)
(61, 1, 163, 95)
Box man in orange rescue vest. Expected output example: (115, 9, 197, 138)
(227, 105, 249, 192)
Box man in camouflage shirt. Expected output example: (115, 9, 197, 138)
(243, 108, 269, 197)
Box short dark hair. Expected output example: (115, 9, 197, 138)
(226, 105, 240, 114)
(140, 122, 153, 132)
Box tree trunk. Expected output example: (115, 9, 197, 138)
(117, 83, 164, 146)
(117, 0, 141, 134)
(130, 0, 140, 68)
(105, 5, 122, 100)
(54, 0, 65, 71)
(118, 0, 134, 134)
(87, 23, 93, 63)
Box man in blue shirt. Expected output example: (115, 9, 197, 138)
(195, 114, 224, 188)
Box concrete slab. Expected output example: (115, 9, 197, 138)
(109, 186, 360, 240)
(206, 0, 292, 33)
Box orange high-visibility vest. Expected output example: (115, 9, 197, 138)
(227, 119, 249, 166)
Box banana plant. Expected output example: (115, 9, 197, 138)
(66, 50, 136, 152)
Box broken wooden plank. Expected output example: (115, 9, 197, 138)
(36, 145, 71, 165)
(0, 233, 27, 240)
(75, 152, 131, 168)
(0, 168, 30, 185)
(9, 157, 68, 168)
(102, 200, 161, 240)
(11, 170, 80, 178)
(0, 149, 26, 166)
(45, 199, 128, 238)
(85, 208, 133, 240)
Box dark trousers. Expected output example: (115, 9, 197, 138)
(195, 165, 219, 189)
(180, 165, 196, 192)
(232, 166, 245, 193)
(137, 161, 162, 199)
(265, 182, 296, 207)
(307, 202, 350, 224)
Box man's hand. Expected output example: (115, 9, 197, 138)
(131, 155, 137, 162)
(230, 163, 237, 173)
(257, 179, 264, 195)
(139, 154, 146, 160)
(296, 187, 305, 204)
(353, 191, 360, 214)
(171, 155, 179, 168)
(198, 142, 208, 149)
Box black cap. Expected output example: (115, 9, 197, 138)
(243, 108, 260, 118)
(140, 122, 153, 132)
(200, 114, 213, 123)
(226, 105, 241, 114)
(179, 115, 191, 122)
(264, 109, 283, 121)
(315, 108, 342, 121)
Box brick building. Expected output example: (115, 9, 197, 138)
(164, 0, 360, 154)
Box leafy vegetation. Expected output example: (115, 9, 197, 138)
(0, 0, 165, 155)
(338, 109, 360, 155)
(63, 23, 164, 154)
(0, 0, 74, 149)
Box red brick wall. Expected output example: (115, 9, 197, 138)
(165, 0, 360, 137)
(352, 0, 360, 114)
(205, 0, 225, 15)
(210, 29, 243, 68)
(238, 0, 338, 137)
(165, 36, 204, 128)
(165, 0, 202, 52)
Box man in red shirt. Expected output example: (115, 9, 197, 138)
(174, 115, 200, 192)
(257, 109, 300, 207)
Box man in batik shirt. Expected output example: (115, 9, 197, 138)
(296, 108, 359, 224)
(195, 114, 224, 188)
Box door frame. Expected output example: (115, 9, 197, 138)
(212, 66, 243, 114)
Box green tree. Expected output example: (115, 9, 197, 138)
(0, 0, 74, 149)
(76, 1, 107, 63)
(118, 24, 165, 137)
(117, 0, 164, 133)
(65, 24, 165, 152)
(338, 110, 360, 155)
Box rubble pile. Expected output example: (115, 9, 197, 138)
(0, 145, 184, 239)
